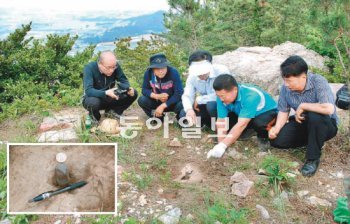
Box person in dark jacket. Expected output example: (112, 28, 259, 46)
(138, 53, 184, 120)
(82, 51, 138, 121)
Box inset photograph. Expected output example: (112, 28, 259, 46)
(8, 143, 116, 214)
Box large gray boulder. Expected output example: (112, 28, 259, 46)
(213, 41, 327, 95)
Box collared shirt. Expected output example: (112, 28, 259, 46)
(217, 84, 277, 119)
(278, 73, 338, 121)
(182, 64, 230, 112)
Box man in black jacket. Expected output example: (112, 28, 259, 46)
(82, 51, 137, 121)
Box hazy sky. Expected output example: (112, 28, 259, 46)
(0, 0, 169, 12)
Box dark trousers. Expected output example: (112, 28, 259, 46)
(179, 101, 217, 127)
(138, 95, 183, 119)
(270, 112, 337, 160)
(228, 110, 277, 139)
(83, 89, 138, 120)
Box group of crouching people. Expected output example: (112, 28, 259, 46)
(83, 50, 339, 177)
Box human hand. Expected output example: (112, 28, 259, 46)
(105, 88, 119, 100)
(268, 126, 279, 139)
(186, 109, 197, 125)
(127, 87, 135, 97)
(207, 142, 227, 159)
(159, 93, 169, 103)
(155, 104, 166, 117)
(193, 100, 200, 112)
(295, 104, 306, 123)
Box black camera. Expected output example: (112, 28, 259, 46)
(114, 88, 128, 100)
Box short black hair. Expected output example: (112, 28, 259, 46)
(213, 74, 238, 91)
(280, 55, 308, 78)
(188, 50, 212, 65)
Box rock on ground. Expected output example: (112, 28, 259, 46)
(168, 138, 183, 147)
(230, 172, 254, 198)
(256, 204, 270, 219)
(308, 196, 332, 207)
(158, 207, 182, 224)
(213, 41, 327, 95)
(37, 108, 84, 142)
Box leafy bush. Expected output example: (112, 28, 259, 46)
(0, 23, 94, 122)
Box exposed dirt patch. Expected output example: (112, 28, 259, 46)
(8, 144, 115, 213)
(117, 109, 350, 222)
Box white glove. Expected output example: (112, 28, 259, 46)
(207, 142, 227, 159)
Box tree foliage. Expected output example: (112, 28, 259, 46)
(164, 0, 350, 82)
(0, 23, 95, 121)
(114, 36, 187, 89)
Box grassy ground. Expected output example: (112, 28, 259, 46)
(0, 105, 349, 223)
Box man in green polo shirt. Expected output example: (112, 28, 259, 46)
(207, 74, 277, 158)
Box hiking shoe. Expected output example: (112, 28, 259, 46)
(300, 159, 320, 177)
(105, 110, 122, 120)
(257, 138, 270, 152)
(91, 116, 99, 126)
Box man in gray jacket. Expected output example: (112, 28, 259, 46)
(179, 50, 230, 128)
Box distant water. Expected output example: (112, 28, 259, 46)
(68, 34, 156, 56)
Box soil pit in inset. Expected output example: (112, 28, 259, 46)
(8, 144, 115, 213)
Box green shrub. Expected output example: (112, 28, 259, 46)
(0, 23, 94, 122)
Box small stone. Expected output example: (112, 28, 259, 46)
(286, 172, 296, 178)
(156, 200, 163, 204)
(227, 148, 244, 160)
(186, 145, 191, 149)
(54, 221, 62, 224)
(118, 182, 131, 192)
(158, 207, 182, 224)
(168, 150, 176, 155)
(158, 188, 164, 194)
(169, 138, 183, 147)
(0, 219, 11, 224)
(318, 181, 323, 186)
(231, 180, 254, 198)
(138, 194, 147, 206)
(336, 171, 344, 178)
(140, 153, 147, 157)
(331, 192, 339, 198)
(297, 190, 309, 197)
(257, 152, 268, 158)
(165, 205, 173, 211)
(258, 169, 267, 175)
(230, 171, 249, 184)
(98, 118, 120, 134)
(280, 191, 289, 200)
(256, 204, 270, 219)
(186, 213, 194, 221)
(308, 196, 332, 207)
